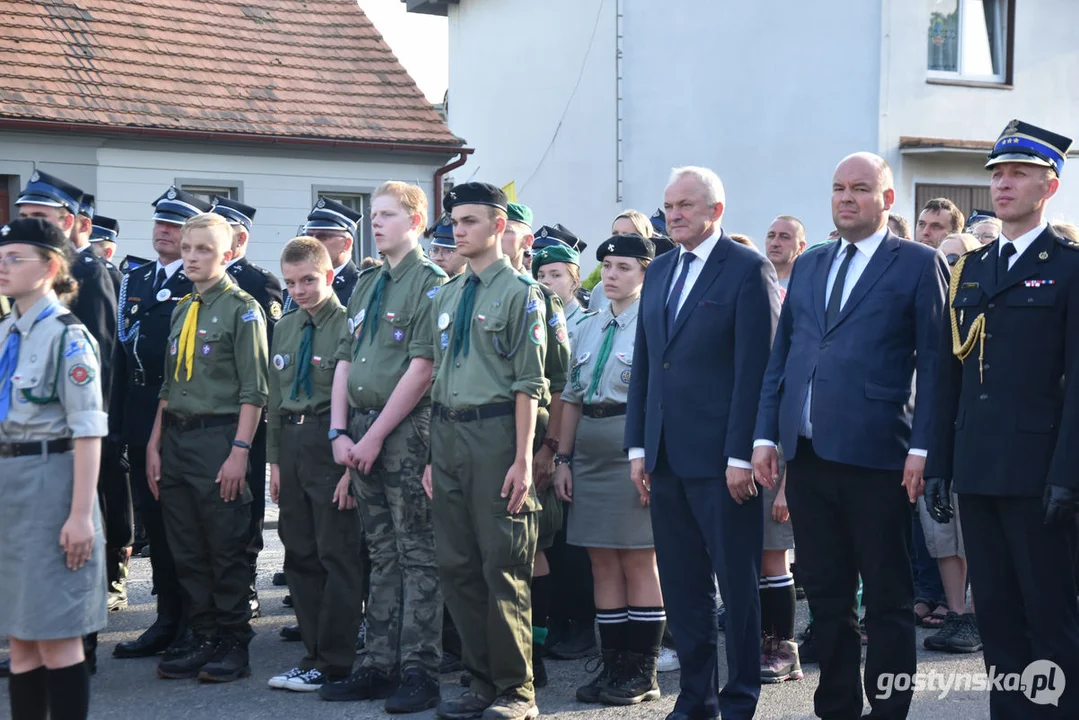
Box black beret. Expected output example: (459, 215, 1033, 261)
(443, 182, 507, 212)
(651, 233, 676, 256)
(0, 217, 70, 253)
(596, 233, 656, 262)
(534, 223, 587, 253)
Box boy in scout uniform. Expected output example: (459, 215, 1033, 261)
(503, 202, 572, 687)
(212, 196, 284, 618)
(265, 237, 366, 693)
(145, 212, 269, 683)
(423, 182, 547, 720)
(282, 198, 364, 312)
(319, 181, 447, 711)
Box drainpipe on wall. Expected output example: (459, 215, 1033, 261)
(615, 0, 625, 203)
(433, 148, 474, 219)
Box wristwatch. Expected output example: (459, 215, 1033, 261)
(554, 453, 573, 466)
(327, 428, 349, 441)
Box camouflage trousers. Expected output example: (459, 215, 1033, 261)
(349, 403, 442, 677)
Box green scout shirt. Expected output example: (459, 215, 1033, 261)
(527, 278, 570, 407)
(431, 257, 548, 408)
(160, 274, 269, 417)
(334, 246, 446, 409)
(266, 294, 347, 463)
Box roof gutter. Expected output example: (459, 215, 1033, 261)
(432, 148, 474, 219)
(0, 117, 468, 156)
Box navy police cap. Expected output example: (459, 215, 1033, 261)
(90, 215, 120, 244)
(428, 214, 455, 248)
(79, 193, 96, 219)
(533, 223, 587, 254)
(303, 197, 362, 235)
(152, 187, 213, 225)
(986, 119, 1073, 176)
(211, 196, 257, 230)
(16, 170, 84, 215)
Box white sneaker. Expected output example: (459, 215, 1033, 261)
(268, 667, 305, 689)
(657, 647, 680, 672)
(284, 668, 327, 692)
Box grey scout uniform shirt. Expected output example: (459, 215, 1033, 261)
(431, 257, 548, 408)
(562, 298, 640, 406)
(335, 246, 446, 409)
(0, 292, 108, 441)
(266, 294, 347, 464)
(160, 274, 269, 417)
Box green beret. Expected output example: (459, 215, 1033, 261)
(531, 243, 580, 278)
(506, 202, 533, 227)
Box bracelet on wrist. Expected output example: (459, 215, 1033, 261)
(231, 440, 252, 451)
(554, 453, 573, 466)
(543, 437, 559, 452)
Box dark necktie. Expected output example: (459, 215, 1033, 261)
(453, 275, 480, 359)
(826, 243, 858, 330)
(997, 242, 1016, 285)
(666, 253, 696, 332)
(290, 319, 315, 400)
(153, 268, 167, 294)
(353, 271, 390, 350)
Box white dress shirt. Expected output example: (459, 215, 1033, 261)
(999, 222, 1048, 269)
(753, 228, 926, 457)
(629, 228, 751, 469)
(156, 257, 184, 282)
(334, 261, 349, 278)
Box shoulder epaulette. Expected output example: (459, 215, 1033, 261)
(56, 313, 83, 327)
(357, 265, 381, 279)
(517, 274, 538, 286)
(281, 305, 300, 317)
(576, 310, 598, 325)
(443, 273, 464, 287)
(422, 259, 448, 278)
(1056, 235, 1079, 251)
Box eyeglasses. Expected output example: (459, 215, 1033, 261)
(972, 232, 999, 242)
(945, 253, 961, 266)
(0, 256, 46, 267)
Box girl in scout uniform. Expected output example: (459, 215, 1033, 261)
(0, 218, 108, 720)
(532, 243, 584, 345)
(553, 234, 665, 707)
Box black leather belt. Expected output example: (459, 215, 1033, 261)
(284, 412, 329, 425)
(582, 403, 627, 419)
(163, 412, 237, 432)
(350, 407, 382, 420)
(0, 438, 73, 458)
(433, 402, 514, 423)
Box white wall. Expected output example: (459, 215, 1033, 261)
(881, 0, 1079, 224)
(0, 132, 450, 274)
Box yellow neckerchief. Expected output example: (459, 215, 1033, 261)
(175, 294, 201, 381)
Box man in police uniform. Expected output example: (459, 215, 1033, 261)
(212, 196, 283, 617)
(423, 182, 547, 720)
(112, 187, 212, 660)
(503, 202, 572, 686)
(428, 215, 467, 278)
(146, 212, 268, 682)
(89, 214, 124, 293)
(320, 181, 446, 709)
(283, 198, 363, 312)
(926, 120, 1079, 718)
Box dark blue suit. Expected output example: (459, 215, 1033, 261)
(626, 231, 781, 720)
(754, 231, 948, 720)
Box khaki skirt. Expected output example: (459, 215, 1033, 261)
(0, 449, 107, 640)
(567, 415, 654, 549)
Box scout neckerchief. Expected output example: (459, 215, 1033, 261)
(175, 294, 202, 381)
(585, 317, 617, 404)
(0, 301, 60, 420)
(453, 274, 480, 359)
(354, 270, 390, 349)
(290, 318, 315, 400)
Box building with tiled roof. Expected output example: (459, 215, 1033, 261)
(0, 0, 471, 267)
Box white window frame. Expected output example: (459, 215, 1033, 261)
(312, 186, 374, 262)
(175, 179, 243, 203)
(927, 0, 1010, 84)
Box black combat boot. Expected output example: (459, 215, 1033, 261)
(599, 650, 660, 705)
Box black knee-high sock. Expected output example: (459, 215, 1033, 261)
(760, 574, 796, 640)
(627, 606, 666, 656)
(45, 661, 89, 720)
(531, 574, 554, 647)
(596, 607, 628, 653)
(9, 666, 48, 720)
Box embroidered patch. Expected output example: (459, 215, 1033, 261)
(529, 321, 544, 345)
(69, 364, 93, 386)
(440, 331, 449, 350)
(156, 288, 171, 302)
(273, 354, 286, 370)
(269, 301, 282, 320)
(526, 299, 540, 314)
(129, 303, 140, 315)
(477, 314, 486, 323)
(549, 312, 565, 327)
(242, 310, 259, 323)
(385, 312, 396, 321)
(63, 339, 88, 358)
(170, 338, 178, 356)
(201, 343, 212, 356)
(392, 327, 406, 342)
(437, 312, 450, 330)
(312, 355, 322, 364)
(198, 329, 207, 337)
(555, 325, 568, 345)
(426, 286, 440, 298)
(620, 369, 632, 384)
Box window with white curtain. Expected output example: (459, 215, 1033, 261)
(928, 0, 1010, 83)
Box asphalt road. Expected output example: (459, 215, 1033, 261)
(1, 501, 995, 719)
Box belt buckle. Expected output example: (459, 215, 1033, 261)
(293, 414, 305, 425)
(594, 406, 606, 418)
(447, 409, 458, 421)
(0, 444, 10, 459)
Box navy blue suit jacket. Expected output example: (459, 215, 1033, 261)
(753, 232, 948, 471)
(625, 232, 781, 478)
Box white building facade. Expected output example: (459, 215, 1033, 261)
(423, 0, 1079, 265)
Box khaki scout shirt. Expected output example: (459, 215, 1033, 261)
(431, 257, 547, 408)
(266, 294, 347, 464)
(0, 292, 108, 442)
(160, 274, 269, 417)
(334, 246, 446, 409)
(563, 301, 584, 348)
(526, 278, 570, 406)
(562, 298, 639, 406)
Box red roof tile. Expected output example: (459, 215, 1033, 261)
(0, 0, 461, 148)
